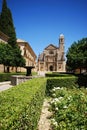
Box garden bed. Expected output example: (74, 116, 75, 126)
(50, 86, 87, 129)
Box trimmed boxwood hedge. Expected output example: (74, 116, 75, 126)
(46, 77, 78, 95)
(45, 72, 74, 77)
(0, 73, 12, 82)
(0, 72, 37, 82)
(77, 74, 87, 87)
(0, 77, 46, 130)
(0, 72, 26, 82)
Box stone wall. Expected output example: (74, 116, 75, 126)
(11, 75, 44, 86)
(11, 75, 32, 86)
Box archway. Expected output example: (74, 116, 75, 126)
(49, 65, 53, 71)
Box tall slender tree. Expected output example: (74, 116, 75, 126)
(0, 0, 25, 72)
(0, 0, 8, 34)
(0, 0, 16, 46)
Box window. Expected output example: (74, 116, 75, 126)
(60, 38, 63, 42)
(49, 50, 54, 54)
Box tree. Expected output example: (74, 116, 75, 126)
(0, 0, 26, 72)
(0, 43, 25, 72)
(0, 43, 5, 64)
(0, 0, 16, 46)
(66, 38, 87, 73)
(12, 46, 26, 72)
(0, 43, 14, 72)
(0, 0, 8, 34)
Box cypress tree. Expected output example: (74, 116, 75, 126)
(0, 0, 16, 46)
(0, 0, 25, 72)
(0, 0, 8, 34)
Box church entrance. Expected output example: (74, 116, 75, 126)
(49, 65, 53, 71)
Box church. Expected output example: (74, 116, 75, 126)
(38, 34, 66, 72)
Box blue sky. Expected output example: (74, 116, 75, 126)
(0, 0, 87, 57)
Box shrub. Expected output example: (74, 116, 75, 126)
(45, 72, 74, 77)
(50, 87, 87, 129)
(46, 77, 78, 96)
(0, 73, 12, 81)
(0, 77, 46, 130)
(76, 74, 87, 87)
(0, 72, 26, 82)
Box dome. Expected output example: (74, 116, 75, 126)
(60, 34, 64, 38)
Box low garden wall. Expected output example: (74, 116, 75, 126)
(11, 75, 32, 85)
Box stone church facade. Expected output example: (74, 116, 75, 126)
(38, 34, 66, 72)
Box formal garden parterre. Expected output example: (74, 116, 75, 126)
(0, 73, 87, 129)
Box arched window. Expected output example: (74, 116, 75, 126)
(61, 38, 63, 42)
(49, 65, 53, 71)
(49, 50, 54, 54)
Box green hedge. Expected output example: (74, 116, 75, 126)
(77, 74, 87, 87)
(0, 75, 86, 129)
(45, 72, 74, 77)
(0, 77, 46, 130)
(46, 77, 78, 95)
(0, 72, 26, 82)
(0, 73, 12, 81)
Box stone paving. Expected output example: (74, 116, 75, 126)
(0, 81, 13, 92)
(38, 98, 52, 130)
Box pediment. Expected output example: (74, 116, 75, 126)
(45, 44, 57, 50)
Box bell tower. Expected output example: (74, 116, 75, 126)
(59, 34, 64, 52)
(58, 34, 66, 72)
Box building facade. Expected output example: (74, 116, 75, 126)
(0, 31, 9, 43)
(0, 31, 37, 72)
(17, 39, 37, 72)
(38, 34, 66, 72)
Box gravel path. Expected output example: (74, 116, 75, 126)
(38, 98, 52, 130)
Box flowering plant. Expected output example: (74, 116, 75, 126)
(50, 87, 87, 129)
